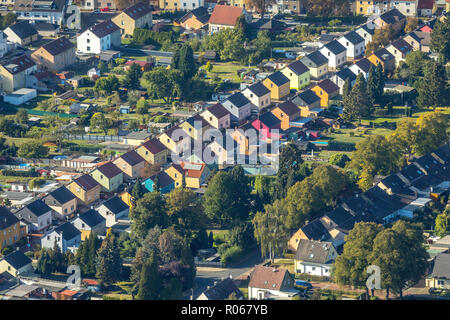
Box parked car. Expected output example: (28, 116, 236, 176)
(295, 280, 312, 289)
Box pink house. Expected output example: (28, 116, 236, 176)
(251, 112, 282, 141)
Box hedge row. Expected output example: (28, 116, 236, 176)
(220, 246, 245, 267)
(133, 28, 176, 46)
(328, 140, 356, 151)
(1, 169, 38, 177)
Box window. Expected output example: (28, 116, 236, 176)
(87, 46, 90, 51)
(87, 38, 90, 43)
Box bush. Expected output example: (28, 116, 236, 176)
(328, 141, 356, 151)
(220, 245, 244, 266)
(1, 246, 13, 255)
(1, 169, 38, 177)
(133, 28, 176, 46)
(25, 251, 34, 258)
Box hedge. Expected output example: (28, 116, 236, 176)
(68, 145, 103, 153)
(1, 169, 38, 177)
(133, 28, 176, 46)
(328, 140, 356, 151)
(220, 246, 245, 267)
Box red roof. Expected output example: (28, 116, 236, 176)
(125, 60, 151, 67)
(418, 0, 434, 9)
(83, 278, 99, 286)
(209, 5, 243, 26)
(59, 289, 77, 296)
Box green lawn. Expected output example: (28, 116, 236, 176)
(202, 62, 250, 83)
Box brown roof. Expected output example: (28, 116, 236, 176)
(123, 2, 152, 20)
(118, 150, 145, 166)
(41, 37, 74, 56)
(209, 5, 243, 26)
(205, 103, 230, 119)
(316, 79, 339, 94)
(248, 266, 291, 291)
(72, 174, 100, 191)
(2, 55, 35, 75)
(275, 101, 299, 117)
(85, 20, 119, 38)
(162, 125, 187, 142)
(94, 161, 122, 179)
(180, 162, 206, 179)
(140, 138, 167, 155)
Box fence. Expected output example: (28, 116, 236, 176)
(194, 261, 224, 268)
(63, 133, 124, 143)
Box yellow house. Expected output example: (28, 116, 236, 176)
(262, 71, 290, 100)
(356, 0, 372, 15)
(112, 2, 153, 37)
(280, 60, 310, 91)
(135, 138, 168, 166)
(230, 122, 257, 156)
(180, 162, 211, 189)
(179, 114, 210, 140)
(43, 186, 77, 217)
(158, 125, 190, 154)
(68, 174, 101, 205)
(72, 209, 106, 241)
(311, 79, 340, 108)
(0, 206, 23, 251)
(426, 253, 450, 290)
(113, 150, 147, 180)
(164, 164, 185, 188)
(123, 131, 152, 147)
(119, 191, 133, 208)
(288, 219, 331, 252)
(159, 0, 179, 10)
(0, 250, 33, 276)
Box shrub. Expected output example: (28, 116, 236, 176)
(220, 246, 244, 266)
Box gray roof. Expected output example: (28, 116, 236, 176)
(336, 68, 357, 82)
(341, 31, 364, 45)
(267, 71, 289, 86)
(294, 239, 335, 264)
(226, 92, 251, 108)
(125, 131, 152, 140)
(302, 51, 328, 67)
(324, 40, 346, 55)
(6, 20, 38, 39)
(246, 82, 270, 97)
(54, 222, 81, 241)
(77, 209, 105, 228)
(16, 199, 51, 224)
(100, 196, 129, 215)
(1, 250, 32, 270)
(200, 278, 243, 300)
(44, 186, 76, 205)
(430, 253, 450, 279)
(292, 89, 320, 106)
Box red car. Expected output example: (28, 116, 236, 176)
(100, 7, 109, 11)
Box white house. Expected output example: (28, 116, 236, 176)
(248, 266, 298, 300)
(0, 32, 9, 58)
(77, 20, 121, 54)
(391, 0, 418, 17)
(95, 196, 129, 227)
(3, 88, 37, 106)
(332, 68, 357, 95)
(294, 239, 338, 277)
(349, 57, 373, 79)
(241, 82, 271, 110)
(41, 222, 81, 253)
(319, 40, 347, 70)
(355, 23, 375, 46)
(337, 31, 365, 60)
(14, 199, 52, 233)
(222, 92, 254, 124)
(14, 0, 68, 25)
(179, 0, 204, 11)
(208, 5, 251, 33)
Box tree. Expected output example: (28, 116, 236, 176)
(334, 222, 384, 297)
(229, 222, 255, 250)
(366, 65, 378, 105)
(136, 98, 149, 115)
(389, 118, 420, 161)
(404, 17, 418, 33)
(131, 179, 148, 207)
(17, 141, 49, 159)
(16, 109, 28, 124)
(28, 177, 46, 190)
(417, 61, 446, 110)
(234, 14, 250, 39)
(365, 25, 395, 56)
(90, 112, 112, 135)
(414, 112, 448, 155)
(375, 64, 385, 101)
(50, 240, 65, 273)
(229, 165, 252, 222)
(36, 249, 52, 275)
(2, 12, 16, 29)
(276, 143, 305, 198)
(343, 73, 371, 122)
(254, 174, 273, 207)
(95, 233, 122, 287)
(329, 153, 351, 168)
(304, 0, 350, 16)
(123, 63, 143, 90)
(129, 191, 167, 240)
(253, 199, 290, 263)
(435, 212, 448, 238)
(430, 17, 450, 63)
(136, 252, 162, 300)
(94, 75, 120, 95)
(205, 61, 213, 73)
(171, 43, 197, 80)
(127, 89, 141, 106)
(347, 135, 401, 176)
(357, 169, 374, 192)
(141, 68, 184, 103)
(97, 60, 107, 73)
(404, 51, 429, 77)
(161, 277, 183, 300)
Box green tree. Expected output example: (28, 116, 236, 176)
(417, 61, 446, 110)
(131, 179, 148, 207)
(123, 63, 143, 90)
(366, 65, 378, 105)
(276, 142, 305, 198)
(430, 17, 450, 63)
(136, 98, 149, 115)
(435, 213, 448, 238)
(36, 249, 52, 275)
(136, 252, 162, 300)
(205, 61, 213, 73)
(94, 75, 120, 95)
(129, 191, 167, 240)
(329, 153, 351, 168)
(171, 43, 197, 80)
(357, 169, 374, 192)
(16, 109, 28, 124)
(95, 233, 122, 287)
(90, 112, 112, 135)
(17, 141, 49, 159)
(414, 112, 448, 155)
(141, 68, 184, 103)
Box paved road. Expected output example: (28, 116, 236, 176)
(192, 249, 264, 299)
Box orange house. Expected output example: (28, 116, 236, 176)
(367, 48, 395, 74)
(311, 79, 340, 108)
(176, 7, 210, 30)
(271, 101, 300, 130)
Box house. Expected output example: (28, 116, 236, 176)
(349, 57, 373, 79)
(222, 92, 253, 124)
(67, 174, 101, 205)
(87, 68, 100, 79)
(403, 31, 431, 52)
(241, 82, 271, 110)
(252, 112, 281, 141)
(112, 2, 153, 36)
(418, 18, 436, 32)
(0, 55, 37, 93)
(135, 138, 169, 165)
(180, 114, 211, 140)
(41, 222, 81, 253)
(0, 206, 23, 251)
(0, 32, 8, 59)
(77, 20, 121, 54)
(294, 239, 338, 277)
(200, 103, 231, 129)
(280, 60, 310, 91)
(158, 125, 190, 154)
(143, 171, 175, 193)
(311, 79, 340, 108)
(197, 278, 243, 300)
(204, 136, 239, 166)
(124, 60, 152, 72)
(71, 209, 106, 240)
(113, 150, 146, 180)
(180, 162, 211, 189)
(291, 89, 322, 117)
(337, 31, 365, 60)
(300, 51, 329, 80)
(14, 0, 68, 26)
(90, 162, 124, 192)
(0, 250, 33, 277)
(15, 199, 52, 233)
(164, 164, 185, 188)
(319, 40, 347, 70)
(123, 131, 152, 147)
(374, 8, 406, 32)
(320, 206, 356, 233)
(249, 18, 287, 37)
(177, 7, 210, 30)
(386, 38, 413, 67)
(417, 0, 434, 16)
(288, 219, 331, 252)
(208, 5, 251, 33)
(31, 37, 76, 73)
(356, 0, 390, 15)
(3, 88, 37, 105)
(43, 186, 77, 218)
(262, 71, 290, 101)
(368, 48, 396, 73)
(96, 196, 129, 227)
(3, 20, 38, 46)
(391, 0, 418, 16)
(34, 22, 60, 37)
(355, 24, 375, 46)
(271, 101, 300, 130)
(248, 266, 297, 300)
(426, 253, 450, 290)
(333, 68, 357, 95)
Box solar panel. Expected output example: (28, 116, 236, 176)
(184, 163, 202, 171)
